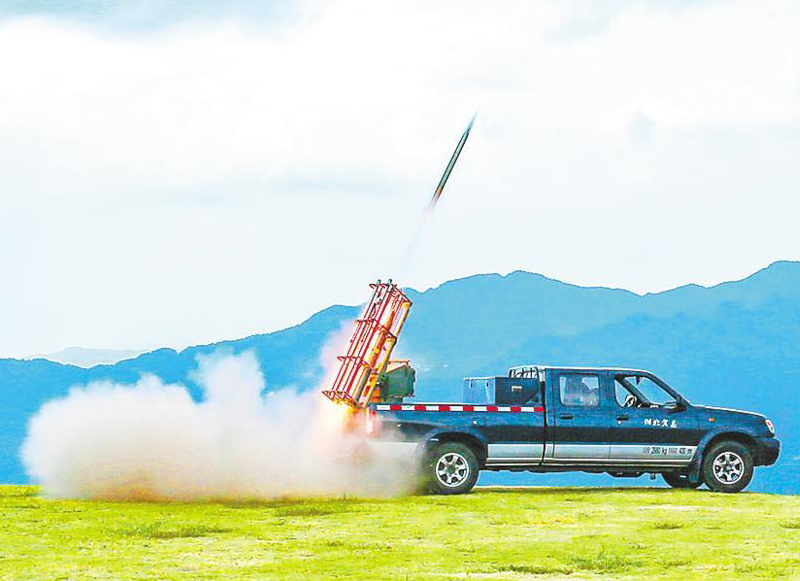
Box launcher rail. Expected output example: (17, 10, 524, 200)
(322, 280, 412, 408)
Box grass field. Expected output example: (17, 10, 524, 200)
(1, 485, 799, 580)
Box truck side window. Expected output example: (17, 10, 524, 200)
(559, 374, 600, 407)
(614, 374, 676, 408)
(615, 378, 638, 407)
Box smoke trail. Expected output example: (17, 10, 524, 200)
(21, 351, 418, 500)
(395, 209, 432, 281)
(395, 113, 475, 279)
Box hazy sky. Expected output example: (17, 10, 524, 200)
(1, 0, 799, 358)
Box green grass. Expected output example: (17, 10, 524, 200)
(1, 485, 799, 580)
(651, 520, 686, 530)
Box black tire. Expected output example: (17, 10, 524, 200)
(702, 441, 754, 493)
(425, 442, 480, 495)
(662, 472, 702, 489)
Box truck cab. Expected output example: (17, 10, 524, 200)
(369, 365, 779, 494)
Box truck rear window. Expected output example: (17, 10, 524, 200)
(559, 374, 600, 407)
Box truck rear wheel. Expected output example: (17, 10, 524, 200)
(426, 442, 479, 495)
(661, 472, 701, 489)
(702, 441, 754, 493)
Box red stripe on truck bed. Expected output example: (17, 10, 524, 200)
(374, 404, 543, 413)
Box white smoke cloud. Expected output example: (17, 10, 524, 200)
(21, 351, 418, 500)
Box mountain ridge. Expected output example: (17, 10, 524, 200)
(2, 260, 798, 491)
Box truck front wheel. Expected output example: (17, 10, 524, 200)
(702, 441, 754, 493)
(426, 442, 479, 495)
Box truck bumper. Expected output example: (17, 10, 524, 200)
(756, 436, 780, 466)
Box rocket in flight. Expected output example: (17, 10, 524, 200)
(428, 113, 476, 209)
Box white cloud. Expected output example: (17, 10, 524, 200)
(0, 0, 300, 29)
(1, 0, 799, 357)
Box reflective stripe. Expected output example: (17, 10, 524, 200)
(374, 404, 542, 413)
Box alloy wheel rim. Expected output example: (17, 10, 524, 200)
(436, 452, 470, 487)
(712, 451, 744, 484)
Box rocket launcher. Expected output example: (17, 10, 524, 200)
(322, 115, 474, 408)
(322, 280, 413, 408)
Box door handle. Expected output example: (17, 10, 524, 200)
(616, 415, 630, 422)
(559, 413, 574, 420)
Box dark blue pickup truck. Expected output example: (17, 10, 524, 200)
(367, 365, 779, 494)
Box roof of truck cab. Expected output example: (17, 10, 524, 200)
(508, 365, 652, 374)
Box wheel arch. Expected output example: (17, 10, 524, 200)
(683, 429, 759, 485)
(424, 431, 487, 466)
(700, 431, 758, 461)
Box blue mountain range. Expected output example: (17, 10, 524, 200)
(2, 261, 798, 493)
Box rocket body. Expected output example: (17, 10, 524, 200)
(428, 113, 476, 209)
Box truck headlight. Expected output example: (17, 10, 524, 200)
(765, 419, 775, 434)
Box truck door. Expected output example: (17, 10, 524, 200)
(608, 373, 699, 466)
(547, 370, 611, 463)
